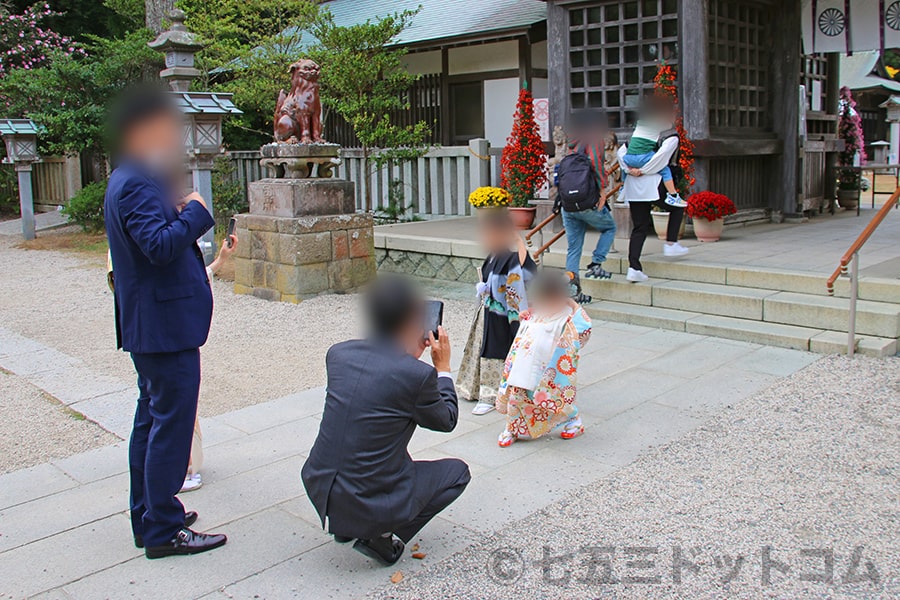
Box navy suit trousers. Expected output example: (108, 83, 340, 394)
(129, 349, 201, 547)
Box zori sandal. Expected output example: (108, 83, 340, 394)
(498, 430, 518, 447)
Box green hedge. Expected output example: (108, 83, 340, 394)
(62, 181, 107, 233)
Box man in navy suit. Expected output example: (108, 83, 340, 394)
(302, 276, 470, 565)
(105, 86, 226, 559)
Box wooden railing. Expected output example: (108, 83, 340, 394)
(826, 187, 900, 354)
(226, 140, 502, 218)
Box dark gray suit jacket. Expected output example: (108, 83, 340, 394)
(301, 338, 459, 539)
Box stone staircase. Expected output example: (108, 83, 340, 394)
(564, 256, 900, 357)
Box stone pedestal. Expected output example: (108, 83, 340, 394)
(233, 172, 375, 302)
(612, 202, 632, 240)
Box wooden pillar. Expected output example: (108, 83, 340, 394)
(546, 1, 569, 134)
(679, 0, 710, 193)
(440, 47, 451, 146)
(824, 53, 841, 207)
(518, 36, 533, 91)
(771, 1, 802, 214)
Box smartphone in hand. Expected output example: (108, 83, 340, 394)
(226, 217, 236, 247)
(423, 300, 444, 340)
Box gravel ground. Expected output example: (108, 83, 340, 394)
(0, 232, 475, 418)
(0, 369, 116, 474)
(374, 355, 900, 600)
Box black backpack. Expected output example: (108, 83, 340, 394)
(556, 151, 599, 212)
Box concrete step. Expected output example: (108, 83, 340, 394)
(582, 277, 900, 338)
(652, 280, 777, 320)
(585, 301, 700, 333)
(763, 291, 900, 338)
(585, 302, 898, 357)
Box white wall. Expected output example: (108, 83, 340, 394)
(531, 40, 548, 70)
(449, 41, 518, 75)
(484, 77, 521, 147)
(402, 50, 442, 74)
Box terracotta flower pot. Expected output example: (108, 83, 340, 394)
(693, 216, 724, 242)
(509, 206, 537, 230)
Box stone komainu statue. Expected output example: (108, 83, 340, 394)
(274, 59, 325, 144)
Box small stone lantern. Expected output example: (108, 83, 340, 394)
(149, 10, 242, 264)
(147, 9, 203, 92)
(879, 95, 900, 165)
(0, 118, 41, 240)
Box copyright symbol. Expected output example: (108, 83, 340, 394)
(486, 547, 525, 583)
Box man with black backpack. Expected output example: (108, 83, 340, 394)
(556, 111, 617, 286)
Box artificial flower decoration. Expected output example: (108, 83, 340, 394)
(653, 62, 695, 197)
(500, 87, 547, 207)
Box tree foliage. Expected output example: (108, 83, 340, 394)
(0, 3, 83, 77)
(178, 0, 319, 148)
(308, 6, 430, 211)
(0, 26, 161, 154)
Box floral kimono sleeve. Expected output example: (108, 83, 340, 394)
(572, 307, 592, 349)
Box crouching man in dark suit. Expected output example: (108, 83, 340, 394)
(302, 276, 471, 566)
(104, 86, 226, 559)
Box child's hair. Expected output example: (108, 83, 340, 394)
(531, 269, 570, 303)
(640, 94, 676, 119)
(479, 207, 514, 232)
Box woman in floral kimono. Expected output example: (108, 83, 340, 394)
(457, 209, 536, 415)
(496, 270, 592, 447)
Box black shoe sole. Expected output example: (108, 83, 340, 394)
(352, 539, 403, 566)
(334, 535, 354, 544)
(584, 272, 612, 280)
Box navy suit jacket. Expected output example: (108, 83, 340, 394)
(104, 161, 216, 354)
(301, 339, 460, 539)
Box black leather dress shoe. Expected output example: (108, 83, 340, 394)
(134, 511, 199, 549)
(333, 535, 354, 544)
(145, 527, 227, 559)
(352, 536, 404, 566)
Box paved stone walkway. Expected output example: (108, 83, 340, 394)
(0, 320, 821, 599)
(0, 211, 67, 237)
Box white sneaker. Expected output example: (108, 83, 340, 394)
(626, 268, 649, 282)
(180, 473, 202, 493)
(663, 242, 690, 257)
(472, 402, 496, 415)
(665, 193, 687, 208)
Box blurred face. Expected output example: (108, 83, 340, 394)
(123, 110, 184, 176)
(398, 303, 426, 356)
(479, 221, 513, 253)
(533, 291, 569, 315)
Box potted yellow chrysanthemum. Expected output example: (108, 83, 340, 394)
(468, 186, 511, 210)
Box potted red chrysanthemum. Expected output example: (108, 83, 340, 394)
(500, 87, 547, 229)
(686, 192, 736, 242)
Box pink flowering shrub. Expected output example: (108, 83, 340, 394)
(838, 86, 867, 190)
(0, 3, 83, 77)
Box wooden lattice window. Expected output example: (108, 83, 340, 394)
(568, 0, 679, 130)
(708, 0, 771, 131)
(802, 54, 829, 113)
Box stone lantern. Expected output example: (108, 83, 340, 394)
(149, 10, 241, 264)
(879, 95, 900, 165)
(0, 118, 41, 240)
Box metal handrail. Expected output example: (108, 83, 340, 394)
(825, 186, 900, 355)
